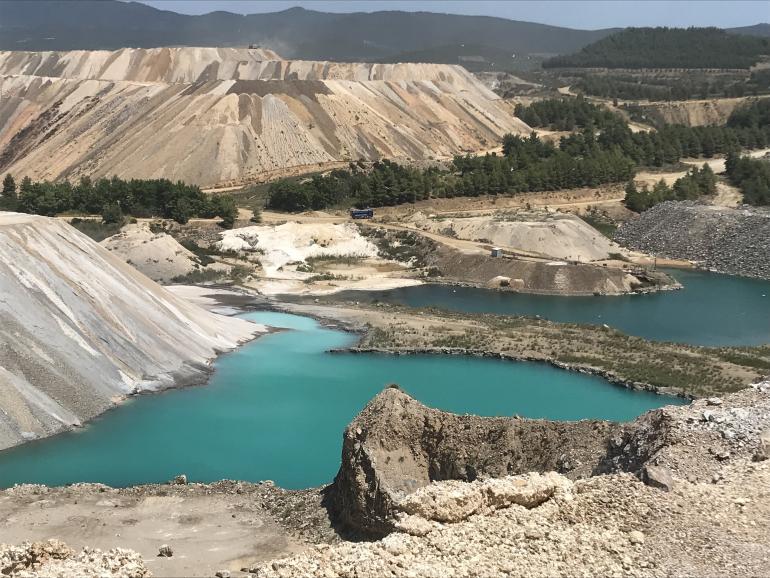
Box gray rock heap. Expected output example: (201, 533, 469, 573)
(614, 201, 770, 279)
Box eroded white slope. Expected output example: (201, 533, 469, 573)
(0, 213, 261, 449)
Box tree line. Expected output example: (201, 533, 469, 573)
(266, 98, 770, 213)
(725, 152, 770, 206)
(0, 175, 238, 227)
(515, 98, 770, 166)
(572, 71, 770, 102)
(513, 96, 619, 131)
(544, 28, 770, 70)
(266, 134, 636, 212)
(624, 165, 718, 212)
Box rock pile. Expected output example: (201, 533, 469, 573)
(0, 540, 148, 578)
(328, 383, 770, 535)
(254, 384, 770, 577)
(614, 201, 770, 279)
(327, 387, 618, 536)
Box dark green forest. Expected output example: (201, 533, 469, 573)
(513, 96, 620, 130)
(725, 152, 770, 205)
(0, 175, 238, 226)
(623, 165, 718, 212)
(572, 69, 770, 101)
(265, 139, 636, 213)
(544, 28, 770, 70)
(266, 98, 770, 213)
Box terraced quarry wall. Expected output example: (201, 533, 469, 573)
(0, 48, 528, 187)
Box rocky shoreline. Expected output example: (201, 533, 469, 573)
(332, 346, 691, 399)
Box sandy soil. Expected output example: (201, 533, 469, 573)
(0, 482, 332, 578)
(215, 221, 422, 296)
(408, 211, 623, 262)
(101, 223, 226, 283)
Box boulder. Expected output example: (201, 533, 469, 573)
(757, 428, 770, 461)
(640, 465, 675, 492)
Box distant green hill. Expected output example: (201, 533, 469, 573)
(544, 27, 770, 69)
(0, 1, 614, 60)
(2, 3, 768, 70)
(383, 43, 547, 72)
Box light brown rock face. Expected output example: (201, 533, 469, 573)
(327, 383, 770, 536)
(327, 387, 618, 536)
(0, 48, 528, 187)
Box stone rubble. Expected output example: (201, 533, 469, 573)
(0, 540, 149, 578)
(614, 201, 770, 279)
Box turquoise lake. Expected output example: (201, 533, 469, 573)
(336, 269, 770, 346)
(0, 311, 680, 490)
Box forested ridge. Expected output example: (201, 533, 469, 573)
(572, 69, 770, 101)
(545, 28, 770, 70)
(265, 98, 770, 213)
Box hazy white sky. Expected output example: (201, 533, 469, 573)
(136, 1, 769, 29)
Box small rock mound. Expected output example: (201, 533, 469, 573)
(0, 540, 149, 577)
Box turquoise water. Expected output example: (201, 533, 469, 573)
(0, 311, 679, 490)
(336, 269, 770, 346)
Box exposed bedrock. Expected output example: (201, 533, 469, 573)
(327, 382, 770, 536)
(327, 386, 618, 536)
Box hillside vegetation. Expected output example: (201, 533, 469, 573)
(0, 1, 612, 61)
(545, 27, 770, 69)
(268, 97, 770, 212)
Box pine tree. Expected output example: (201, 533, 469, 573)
(1, 174, 16, 209)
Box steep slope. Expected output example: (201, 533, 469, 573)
(0, 213, 261, 450)
(0, 48, 527, 187)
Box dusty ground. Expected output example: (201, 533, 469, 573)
(0, 481, 336, 577)
(406, 210, 624, 261)
(101, 223, 230, 283)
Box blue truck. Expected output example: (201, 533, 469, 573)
(350, 208, 374, 219)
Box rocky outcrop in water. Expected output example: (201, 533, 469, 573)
(614, 201, 770, 279)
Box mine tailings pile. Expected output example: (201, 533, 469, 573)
(0, 47, 528, 188)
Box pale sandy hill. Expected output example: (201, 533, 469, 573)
(218, 222, 379, 276)
(637, 96, 768, 127)
(0, 213, 262, 450)
(413, 212, 621, 261)
(100, 223, 205, 283)
(0, 48, 528, 187)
